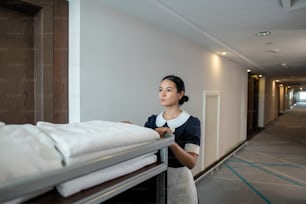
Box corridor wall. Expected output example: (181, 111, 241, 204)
(69, 0, 248, 175)
(263, 77, 281, 125)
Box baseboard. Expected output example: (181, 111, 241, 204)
(194, 140, 248, 183)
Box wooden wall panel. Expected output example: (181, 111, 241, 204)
(53, 0, 68, 123)
(33, 2, 54, 123)
(38, 1, 54, 122)
(0, 7, 35, 124)
(0, 0, 68, 124)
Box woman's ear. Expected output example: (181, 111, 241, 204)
(178, 91, 184, 100)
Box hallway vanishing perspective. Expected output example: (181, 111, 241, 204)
(196, 102, 306, 204)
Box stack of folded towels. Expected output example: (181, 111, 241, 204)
(36, 120, 160, 165)
(36, 120, 160, 197)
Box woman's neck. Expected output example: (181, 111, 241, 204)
(163, 107, 182, 120)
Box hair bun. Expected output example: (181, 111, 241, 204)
(184, 95, 189, 102)
(179, 95, 189, 105)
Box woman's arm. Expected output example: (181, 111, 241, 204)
(154, 127, 198, 169)
(170, 143, 198, 169)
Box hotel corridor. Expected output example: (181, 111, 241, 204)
(196, 102, 306, 204)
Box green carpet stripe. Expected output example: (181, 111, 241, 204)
(234, 156, 304, 187)
(225, 162, 272, 204)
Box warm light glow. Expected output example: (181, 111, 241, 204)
(211, 54, 220, 67)
(210, 54, 221, 78)
(275, 80, 280, 82)
(221, 52, 227, 55)
(247, 69, 251, 73)
(258, 74, 262, 78)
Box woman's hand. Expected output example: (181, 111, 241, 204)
(121, 120, 133, 124)
(155, 127, 172, 138)
(155, 127, 197, 169)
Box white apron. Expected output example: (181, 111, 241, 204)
(167, 167, 198, 204)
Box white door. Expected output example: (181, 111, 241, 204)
(203, 91, 220, 168)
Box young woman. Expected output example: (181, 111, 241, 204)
(145, 75, 201, 204)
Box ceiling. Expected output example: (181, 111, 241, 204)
(98, 0, 306, 88)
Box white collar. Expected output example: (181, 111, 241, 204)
(156, 110, 190, 130)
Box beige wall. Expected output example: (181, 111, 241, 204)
(263, 77, 280, 125)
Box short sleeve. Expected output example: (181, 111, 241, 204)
(144, 115, 157, 129)
(184, 117, 201, 154)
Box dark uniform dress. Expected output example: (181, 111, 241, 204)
(145, 111, 201, 204)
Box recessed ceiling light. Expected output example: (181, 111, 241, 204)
(217, 51, 227, 56)
(273, 48, 280, 53)
(281, 63, 288, 68)
(256, 31, 271, 37)
(247, 69, 251, 72)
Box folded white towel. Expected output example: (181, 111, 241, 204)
(64, 141, 151, 165)
(56, 153, 157, 197)
(37, 120, 159, 158)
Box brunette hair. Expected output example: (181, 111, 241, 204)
(161, 75, 189, 105)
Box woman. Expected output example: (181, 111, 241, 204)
(145, 75, 201, 204)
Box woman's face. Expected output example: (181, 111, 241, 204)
(159, 79, 183, 107)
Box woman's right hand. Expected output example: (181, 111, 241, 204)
(155, 127, 173, 138)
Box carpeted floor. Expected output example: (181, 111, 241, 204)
(196, 102, 306, 204)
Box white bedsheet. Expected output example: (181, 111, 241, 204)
(0, 124, 62, 184)
(56, 153, 157, 197)
(37, 120, 160, 158)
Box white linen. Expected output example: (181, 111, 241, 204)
(37, 120, 160, 158)
(65, 141, 152, 165)
(56, 153, 157, 197)
(0, 121, 160, 201)
(0, 124, 62, 184)
(0, 121, 5, 127)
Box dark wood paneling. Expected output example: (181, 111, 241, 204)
(0, 0, 68, 124)
(0, 7, 35, 124)
(53, 0, 68, 123)
(33, 1, 54, 123)
(42, 1, 53, 122)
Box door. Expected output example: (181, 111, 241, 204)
(203, 91, 220, 168)
(247, 74, 259, 138)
